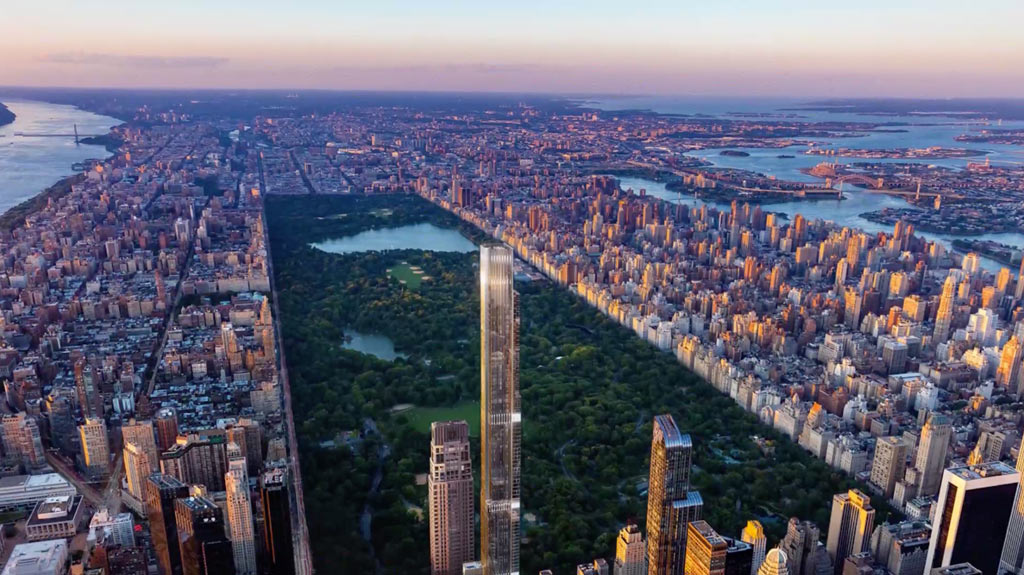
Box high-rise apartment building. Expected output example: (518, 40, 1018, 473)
(0, 413, 46, 470)
(429, 420, 475, 575)
(123, 441, 152, 514)
(615, 523, 647, 575)
(646, 414, 702, 575)
(479, 245, 521, 575)
(261, 467, 295, 575)
(160, 434, 229, 491)
(225, 444, 257, 575)
(914, 414, 951, 497)
(826, 490, 875, 575)
(156, 407, 180, 451)
(74, 358, 103, 418)
(79, 417, 110, 478)
(742, 520, 767, 575)
(870, 437, 908, 499)
(122, 419, 160, 473)
(780, 518, 831, 575)
(926, 462, 1019, 575)
(175, 494, 235, 575)
(686, 521, 728, 575)
(1001, 439, 1024, 574)
(147, 474, 189, 575)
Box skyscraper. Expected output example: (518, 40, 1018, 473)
(122, 419, 160, 473)
(914, 414, 951, 497)
(0, 413, 46, 470)
(261, 468, 295, 575)
(933, 275, 956, 344)
(826, 490, 874, 575)
(479, 245, 521, 575)
(79, 417, 110, 478)
(147, 474, 189, 575)
(780, 519, 830, 575)
(175, 494, 235, 575)
(123, 441, 152, 514)
(870, 437, 908, 499)
(646, 414, 702, 575)
(686, 521, 728, 575)
(742, 520, 767, 575)
(429, 420, 475, 575)
(615, 523, 648, 575)
(225, 443, 257, 575)
(926, 462, 1019, 575)
(156, 407, 180, 451)
(1001, 439, 1024, 574)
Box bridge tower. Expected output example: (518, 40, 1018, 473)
(74, 124, 79, 145)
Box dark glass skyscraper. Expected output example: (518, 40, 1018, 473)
(175, 495, 235, 575)
(146, 474, 189, 575)
(926, 462, 1019, 575)
(262, 467, 296, 575)
(646, 414, 702, 575)
(479, 245, 521, 575)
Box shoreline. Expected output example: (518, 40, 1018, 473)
(0, 174, 85, 233)
(0, 100, 120, 230)
(0, 102, 14, 128)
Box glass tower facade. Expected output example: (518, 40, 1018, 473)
(479, 245, 521, 575)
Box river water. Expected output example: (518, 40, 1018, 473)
(587, 96, 1024, 271)
(0, 100, 120, 214)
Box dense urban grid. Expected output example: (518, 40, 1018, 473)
(0, 91, 1023, 575)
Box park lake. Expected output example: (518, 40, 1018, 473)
(310, 222, 476, 254)
(320, 221, 478, 361)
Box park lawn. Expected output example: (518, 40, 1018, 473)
(402, 400, 480, 436)
(387, 262, 427, 289)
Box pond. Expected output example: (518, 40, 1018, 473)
(311, 222, 476, 254)
(342, 329, 407, 361)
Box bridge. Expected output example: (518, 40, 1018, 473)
(624, 160, 964, 202)
(12, 124, 103, 143)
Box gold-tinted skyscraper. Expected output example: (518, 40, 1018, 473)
(429, 420, 475, 575)
(646, 414, 702, 575)
(825, 490, 874, 575)
(479, 245, 520, 575)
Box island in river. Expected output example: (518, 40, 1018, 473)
(0, 103, 14, 127)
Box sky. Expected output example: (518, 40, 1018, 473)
(2, 0, 1023, 98)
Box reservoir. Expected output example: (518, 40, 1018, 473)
(0, 100, 120, 214)
(310, 222, 477, 254)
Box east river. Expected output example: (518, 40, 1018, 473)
(587, 96, 1024, 271)
(0, 100, 120, 214)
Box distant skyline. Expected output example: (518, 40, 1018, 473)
(4, 0, 1024, 97)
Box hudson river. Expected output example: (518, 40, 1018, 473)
(0, 100, 120, 214)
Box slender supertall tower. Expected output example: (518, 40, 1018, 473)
(429, 421, 475, 575)
(1001, 438, 1024, 574)
(479, 245, 521, 575)
(646, 414, 702, 575)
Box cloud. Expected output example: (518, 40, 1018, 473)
(38, 52, 229, 68)
(326, 62, 557, 75)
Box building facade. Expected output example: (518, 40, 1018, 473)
(428, 420, 475, 575)
(479, 245, 521, 575)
